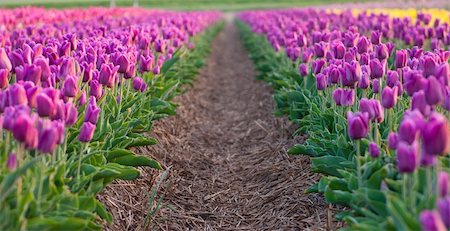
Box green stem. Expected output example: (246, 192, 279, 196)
(356, 140, 362, 188)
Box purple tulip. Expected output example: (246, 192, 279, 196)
(370, 31, 381, 45)
(34, 57, 50, 81)
(373, 79, 380, 94)
(395, 50, 407, 69)
(375, 44, 389, 60)
(89, 80, 103, 99)
(369, 142, 380, 158)
(316, 73, 327, 91)
(12, 114, 38, 149)
(78, 122, 95, 142)
(299, 63, 309, 77)
(117, 54, 130, 74)
(398, 118, 418, 144)
(341, 89, 355, 106)
(369, 59, 385, 79)
(357, 71, 370, 89)
(82, 63, 93, 83)
(397, 141, 419, 173)
(63, 76, 78, 98)
(422, 113, 450, 156)
(38, 127, 58, 154)
(404, 70, 426, 96)
(312, 59, 325, 75)
(438, 198, 450, 229)
(421, 55, 437, 77)
(356, 36, 370, 54)
(84, 97, 100, 124)
(333, 88, 343, 106)
(0, 48, 12, 71)
(438, 172, 449, 198)
(6, 153, 17, 170)
(424, 76, 445, 105)
(36, 93, 56, 117)
(435, 63, 449, 86)
(0, 69, 9, 89)
(388, 132, 399, 150)
(58, 58, 76, 80)
(342, 61, 362, 87)
(65, 102, 78, 126)
(386, 71, 399, 88)
(347, 111, 369, 140)
(26, 85, 39, 108)
(381, 86, 398, 109)
(420, 210, 447, 231)
(9, 84, 28, 106)
(411, 90, 431, 116)
(331, 41, 345, 59)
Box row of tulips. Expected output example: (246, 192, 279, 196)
(238, 8, 449, 231)
(0, 7, 222, 230)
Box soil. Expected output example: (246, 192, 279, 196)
(99, 21, 344, 231)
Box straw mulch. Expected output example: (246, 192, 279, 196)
(98, 22, 344, 231)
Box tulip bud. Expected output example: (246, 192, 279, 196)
(356, 36, 370, 54)
(369, 142, 380, 158)
(341, 89, 355, 106)
(34, 57, 50, 81)
(78, 91, 87, 106)
(63, 76, 78, 98)
(404, 70, 426, 96)
(82, 63, 93, 83)
(26, 86, 39, 108)
(411, 90, 431, 116)
(316, 73, 327, 91)
(424, 76, 445, 105)
(369, 59, 386, 79)
(398, 118, 418, 144)
(65, 103, 78, 126)
(84, 98, 100, 124)
(357, 71, 370, 89)
(395, 50, 407, 69)
(419, 210, 447, 231)
(0, 69, 9, 89)
(347, 111, 369, 140)
(117, 54, 130, 74)
(388, 132, 399, 150)
(58, 58, 76, 80)
(36, 93, 55, 117)
(312, 59, 325, 75)
(370, 31, 381, 45)
(381, 86, 398, 109)
(371, 79, 379, 94)
(12, 114, 38, 149)
(78, 122, 95, 142)
(438, 172, 449, 197)
(422, 55, 437, 77)
(89, 80, 103, 99)
(438, 197, 450, 229)
(37, 127, 58, 154)
(299, 63, 309, 77)
(435, 63, 449, 86)
(0, 48, 12, 71)
(386, 71, 399, 88)
(397, 141, 419, 173)
(422, 113, 450, 155)
(6, 153, 17, 170)
(9, 83, 28, 106)
(376, 44, 389, 60)
(333, 88, 343, 106)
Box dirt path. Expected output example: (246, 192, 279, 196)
(100, 21, 343, 231)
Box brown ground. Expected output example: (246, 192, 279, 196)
(99, 22, 344, 231)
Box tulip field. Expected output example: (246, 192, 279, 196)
(0, 7, 222, 230)
(238, 8, 450, 231)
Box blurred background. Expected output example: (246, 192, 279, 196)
(0, 0, 372, 11)
(0, 0, 448, 11)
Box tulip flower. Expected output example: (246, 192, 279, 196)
(395, 50, 407, 69)
(12, 114, 38, 149)
(333, 88, 343, 106)
(386, 71, 399, 88)
(36, 93, 56, 117)
(398, 118, 418, 144)
(381, 86, 398, 109)
(65, 103, 78, 126)
(0, 69, 9, 89)
(369, 59, 385, 79)
(411, 90, 431, 116)
(438, 172, 449, 197)
(421, 55, 437, 77)
(356, 36, 370, 54)
(316, 73, 327, 90)
(84, 98, 100, 124)
(0, 48, 12, 71)
(404, 70, 426, 96)
(375, 44, 389, 60)
(341, 89, 355, 106)
(78, 122, 96, 142)
(424, 76, 445, 106)
(388, 132, 399, 150)
(117, 54, 130, 73)
(89, 80, 103, 99)
(369, 142, 380, 158)
(370, 31, 381, 45)
(422, 113, 450, 155)
(37, 127, 58, 153)
(63, 76, 78, 98)
(58, 58, 76, 80)
(6, 153, 17, 170)
(396, 141, 419, 173)
(419, 210, 447, 231)
(438, 198, 450, 228)
(347, 111, 369, 140)
(312, 59, 325, 75)
(34, 57, 50, 81)
(299, 63, 309, 77)
(9, 84, 28, 106)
